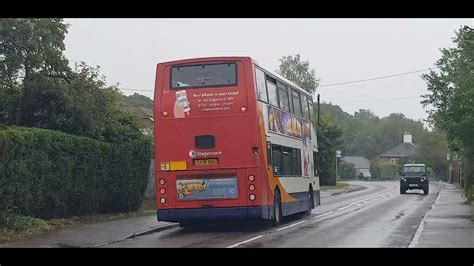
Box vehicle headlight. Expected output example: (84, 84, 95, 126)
(401, 178, 407, 181)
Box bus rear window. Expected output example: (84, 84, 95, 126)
(171, 63, 237, 89)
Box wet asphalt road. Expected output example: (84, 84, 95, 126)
(104, 181, 440, 248)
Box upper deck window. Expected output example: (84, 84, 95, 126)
(292, 90, 303, 117)
(302, 94, 310, 120)
(255, 67, 268, 102)
(171, 63, 237, 89)
(266, 76, 279, 107)
(277, 83, 290, 112)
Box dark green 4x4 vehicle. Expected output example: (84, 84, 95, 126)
(400, 164, 429, 195)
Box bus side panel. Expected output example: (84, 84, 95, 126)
(256, 103, 299, 215)
(257, 100, 319, 218)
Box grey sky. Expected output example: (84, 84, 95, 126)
(64, 18, 473, 122)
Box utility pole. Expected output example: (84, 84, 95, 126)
(317, 94, 321, 127)
(447, 153, 451, 183)
(336, 150, 341, 183)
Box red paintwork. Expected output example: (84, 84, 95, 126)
(154, 57, 272, 211)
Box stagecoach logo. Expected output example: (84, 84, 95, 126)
(188, 150, 223, 158)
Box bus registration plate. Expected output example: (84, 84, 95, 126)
(193, 158, 218, 166)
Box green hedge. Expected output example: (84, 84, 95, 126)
(370, 160, 401, 180)
(0, 127, 151, 223)
(339, 163, 356, 179)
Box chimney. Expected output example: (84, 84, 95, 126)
(403, 132, 412, 144)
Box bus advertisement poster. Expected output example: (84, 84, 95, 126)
(268, 106, 305, 138)
(176, 177, 238, 200)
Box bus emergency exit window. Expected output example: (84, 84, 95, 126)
(195, 135, 215, 149)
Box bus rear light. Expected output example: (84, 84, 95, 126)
(160, 197, 166, 204)
(249, 184, 255, 191)
(248, 175, 255, 182)
(159, 178, 166, 185)
(159, 188, 166, 195)
(249, 194, 256, 201)
(240, 106, 247, 113)
(162, 111, 168, 117)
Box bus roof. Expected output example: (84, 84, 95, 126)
(157, 56, 313, 99)
(403, 164, 426, 166)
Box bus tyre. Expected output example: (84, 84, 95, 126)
(400, 187, 406, 194)
(273, 190, 282, 227)
(423, 186, 429, 195)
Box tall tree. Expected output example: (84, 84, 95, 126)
(0, 18, 70, 125)
(277, 54, 319, 94)
(422, 26, 474, 150)
(316, 113, 343, 185)
(413, 130, 449, 180)
(422, 25, 474, 187)
(0, 19, 142, 142)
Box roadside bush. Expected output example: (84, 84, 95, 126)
(370, 159, 400, 180)
(0, 126, 151, 224)
(339, 163, 356, 179)
(3, 215, 48, 232)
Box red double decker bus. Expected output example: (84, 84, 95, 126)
(154, 56, 320, 226)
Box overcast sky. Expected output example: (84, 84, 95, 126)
(64, 18, 473, 122)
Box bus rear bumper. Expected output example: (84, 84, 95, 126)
(157, 206, 266, 223)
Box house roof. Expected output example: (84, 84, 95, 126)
(378, 142, 416, 158)
(341, 156, 370, 169)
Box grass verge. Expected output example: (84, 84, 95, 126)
(320, 182, 350, 191)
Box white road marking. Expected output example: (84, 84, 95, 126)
(226, 235, 264, 248)
(276, 220, 307, 231)
(313, 211, 335, 219)
(331, 188, 398, 213)
(228, 185, 399, 248)
(337, 205, 352, 211)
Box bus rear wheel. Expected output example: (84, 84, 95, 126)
(273, 190, 282, 227)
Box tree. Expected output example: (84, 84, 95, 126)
(339, 163, 356, 179)
(320, 103, 428, 160)
(316, 112, 343, 185)
(412, 130, 449, 180)
(0, 18, 70, 125)
(277, 54, 319, 94)
(422, 26, 474, 188)
(123, 93, 154, 109)
(0, 19, 142, 143)
(62, 62, 142, 142)
(422, 26, 474, 149)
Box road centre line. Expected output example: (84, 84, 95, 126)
(277, 220, 307, 231)
(226, 235, 264, 248)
